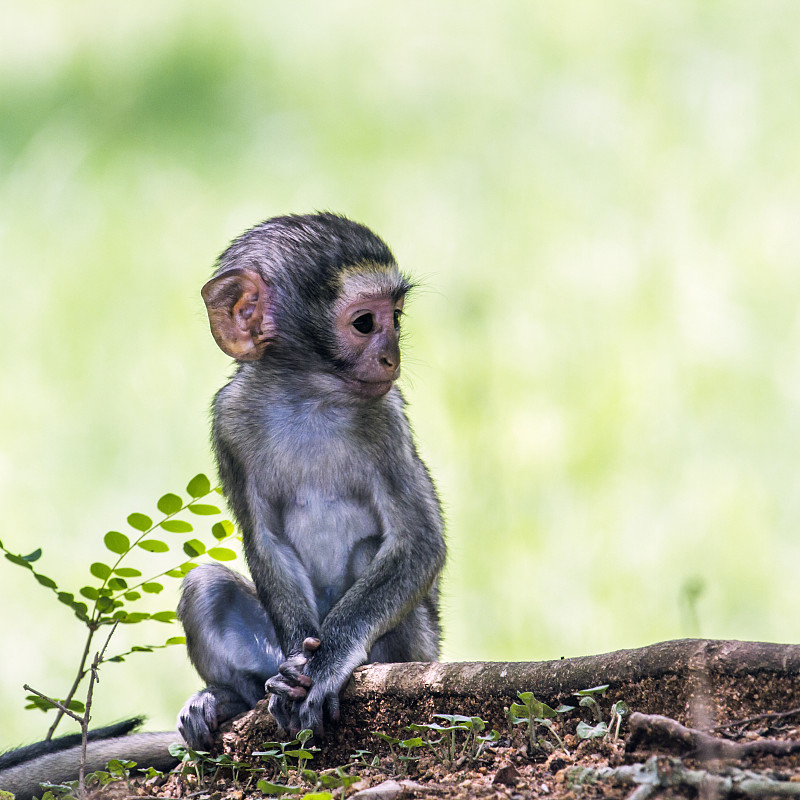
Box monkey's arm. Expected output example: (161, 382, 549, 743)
(299, 469, 446, 735)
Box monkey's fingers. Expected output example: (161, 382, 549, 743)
(325, 694, 341, 725)
(276, 651, 314, 687)
(266, 673, 309, 700)
(268, 693, 294, 734)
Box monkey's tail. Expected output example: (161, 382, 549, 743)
(0, 718, 182, 800)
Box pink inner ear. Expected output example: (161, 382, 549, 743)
(202, 269, 274, 361)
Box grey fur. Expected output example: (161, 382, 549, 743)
(0, 732, 181, 800)
(178, 213, 446, 747)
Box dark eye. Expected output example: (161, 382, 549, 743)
(393, 309, 402, 330)
(352, 313, 374, 334)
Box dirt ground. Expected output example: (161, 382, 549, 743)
(91, 700, 800, 800)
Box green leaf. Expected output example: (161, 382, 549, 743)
(612, 700, 630, 717)
(285, 749, 314, 759)
(25, 694, 57, 712)
(34, 573, 58, 589)
(575, 684, 609, 697)
(157, 493, 183, 515)
(90, 562, 112, 580)
(151, 610, 177, 623)
(114, 567, 142, 577)
(400, 737, 424, 748)
(168, 743, 188, 759)
(555, 704, 576, 714)
(166, 636, 186, 645)
(256, 781, 304, 795)
(183, 539, 206, 558)
(124, 591, 141, 601)
(301, 793, 333, 800)
(212, 520, 234, 539)
(208, 547, 236, 561)
(80, 586, 99, 600)
(188, 503, 221, 516)
(22, 548, 42, 563)
(108, 577, 128, 591)
(137, 539, 169, 553)
(120, 612, 150, 623)
(186, 473, 211, 498)
(104, 531, 130, 554)
(576, 720, 609, 740)
(142, 582, 164, 594)
(127, 513, 152, 532)
(160, 520, 193, 533)
(5, 553, 33, 570)
(96, 596, 114, 612)
(165, 569, 185, 578)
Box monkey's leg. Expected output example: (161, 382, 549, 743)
(368, 601, 441, 664)
(177, 563, 282, 749)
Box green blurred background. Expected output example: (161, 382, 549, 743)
(2, 0, 800, 747)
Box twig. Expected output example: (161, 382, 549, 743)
(22, 684, 84, 725)
(705, 706, 800, 733)
(46, 626, 97, 741)
(627, 712, 800, 759)
(78, 621, 120, 798)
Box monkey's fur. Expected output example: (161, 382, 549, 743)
(178, 212, 446, 748)
(0, 213, 445, 794)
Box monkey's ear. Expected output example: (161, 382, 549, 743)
(201, 269, 275, 361)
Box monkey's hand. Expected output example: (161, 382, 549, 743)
(266, 637, 319, 733)
(294, 642, 365, 738)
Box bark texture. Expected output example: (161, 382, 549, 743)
(222, 638, 800, 765)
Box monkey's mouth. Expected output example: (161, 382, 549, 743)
(343, 377, 395, 399)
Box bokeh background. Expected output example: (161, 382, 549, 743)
(2, 0, 800, 747)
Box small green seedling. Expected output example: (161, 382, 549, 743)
(255, 730, 316, 777)
(609, 700, 630, 741)
(574, 686, 630, 742)
(169, 742, 211, 783)
(508, 691, 569, 754)
(372, 731, 402, 760)
(285, 729, 316, 772)
(574, 684, 609, 722)
(350, 749, 379, 766)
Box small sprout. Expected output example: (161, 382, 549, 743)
(350, 749, 374, 765)
(610, 700, 630, 740)
(508, 691, 567, 755)
(373, 731, 401, 760)
(578, 696, 603, 722)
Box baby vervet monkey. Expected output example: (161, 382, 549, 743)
(177, 213, 446, 747)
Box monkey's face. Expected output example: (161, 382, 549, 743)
(333, 292, 404, 399)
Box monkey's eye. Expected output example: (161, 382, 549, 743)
(393, 309, 402, 330)
(352, 313, 375, 334)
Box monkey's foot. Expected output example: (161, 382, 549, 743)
(177, 686, 251, 751)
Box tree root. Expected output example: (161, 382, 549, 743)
(627, 712, 800, 759)
(569, 756, 800, 799)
